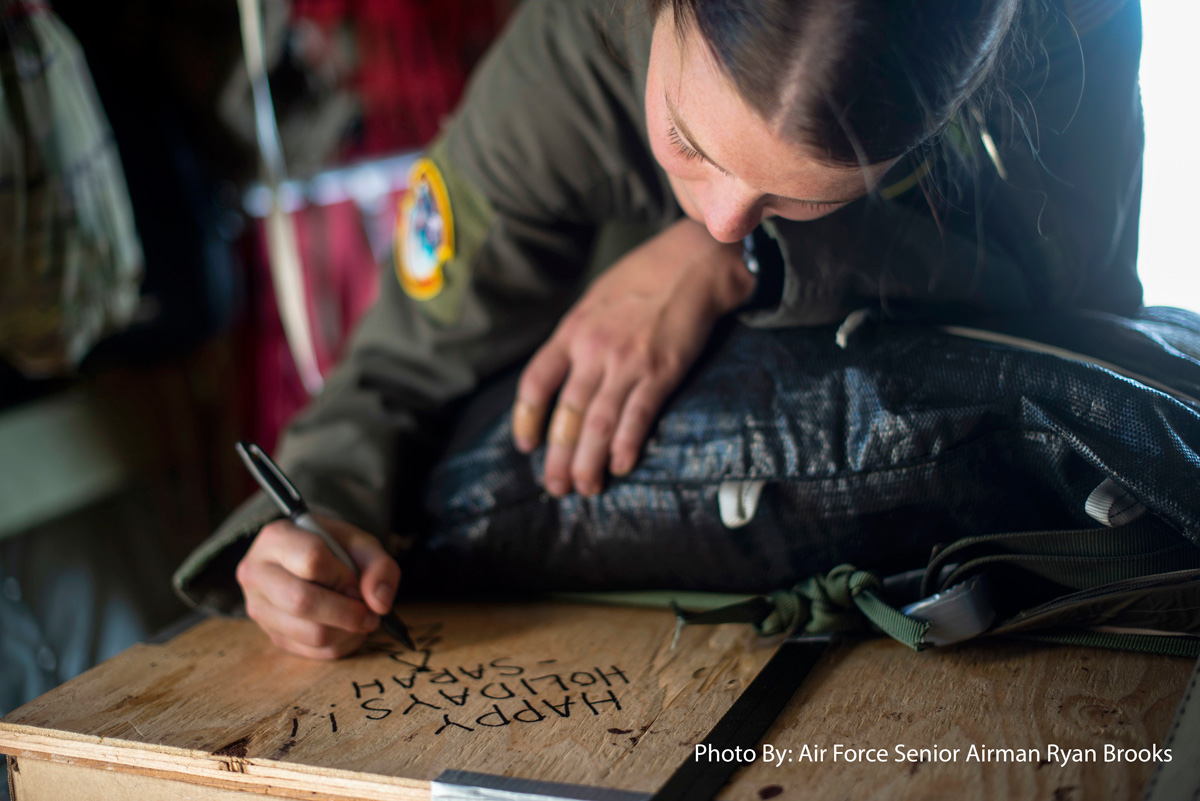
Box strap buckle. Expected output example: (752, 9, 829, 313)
(901, 573, 995, 647)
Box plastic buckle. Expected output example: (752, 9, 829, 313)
(901, 573, 996, 647)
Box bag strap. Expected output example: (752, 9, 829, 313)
(561, 516, 1200, 657)
(1143, 652, 1200, 800)
(674, 564, 931, 648)
(1019, 631, 1200, 658)
(648, 637, 830, 801)
(557, 562, 1200, 801)
(921, 519, 1200, 596)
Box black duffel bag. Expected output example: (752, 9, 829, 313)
(411, 308, 1200, 610)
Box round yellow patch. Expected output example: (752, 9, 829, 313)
(395, 159, 455, 300)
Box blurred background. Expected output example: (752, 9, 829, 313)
(1137, 1, 1200, 308)
(0, 0, 514, 771)
(0, 1, 1194, 783)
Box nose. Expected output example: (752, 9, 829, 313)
(700, 181, 763, 244)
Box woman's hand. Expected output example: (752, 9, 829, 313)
(236, 516, 401, 659)
(512, 217, 755, 496)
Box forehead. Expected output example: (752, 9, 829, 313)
(650, 10, 895, 199)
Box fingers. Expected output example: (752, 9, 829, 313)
(245, 563, 377, 649)
(511, 216, 735, 495)
(241, 560, 378, 659)
(237, 519, 394, 660)
(512, 400, 544, 454)
(262, 614, 367, 661)
(271, 633, 366, 661)
(542, 366, 603, 496)
(514, 343, 571, 453)
(570, 354, 683, 489)
(609, 374, 677, 476)
(517, 341, 676, 497)
(267, 525, 358, 595)
(328, 518, 402, 616)
(567, 371, 640, 494)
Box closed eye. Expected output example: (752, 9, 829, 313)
(667, 123, 733, 177)
(771, 195, 847, 211)
(666, 122, 699, 161)
(665, 98, 859, 211)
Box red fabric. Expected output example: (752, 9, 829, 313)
(291, 0, 510, 157)
(3, 2, 49, 21)
(247, 2, 510, 451)
(247, 193, 397, 453)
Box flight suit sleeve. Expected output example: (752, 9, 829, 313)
(743, 0, 1144, 328)
(174, 0, 662, 614)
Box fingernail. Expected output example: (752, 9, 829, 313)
(374, 583, 394, 608)
(611, 457, 631, 476)
(546, 479, 569, 497)
(578, 481, 599, 497)
(515, 436, 535, 453)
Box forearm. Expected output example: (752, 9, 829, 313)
(174, 272, 562, 613)
(679, 219, 757, 316)
(622, 217, 755, 318)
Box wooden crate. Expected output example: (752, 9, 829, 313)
(1, 602, 1190, 800)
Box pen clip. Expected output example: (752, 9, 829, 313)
(235, 441, 306, 516)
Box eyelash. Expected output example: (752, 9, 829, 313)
(666, 122, 703, 163)
(664, 122, 842, 210)
(774, 196, 840, 211)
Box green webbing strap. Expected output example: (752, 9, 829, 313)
(922, 519, 1200, 596)
(1144, 653, 1200, 800)
(932, 519, 1173, 562)
(1015, 631, 1200, 658)
(554, 531, 1199, 659)
(939, 545, 1200, 595)
(550, 590, 759, 613)
(674, 565, 931, 651)
(555, 566, 930, 651)
(853, 583, 931, 650)
(555, 567, 1200, 801)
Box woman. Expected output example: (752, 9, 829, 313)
(175, 0, 1144, 658)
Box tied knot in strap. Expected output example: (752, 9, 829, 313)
(758, 565, 881, 637)
(672, 564, 930, 650)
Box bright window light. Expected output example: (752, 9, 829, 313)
(1137, 3, 1200, 310)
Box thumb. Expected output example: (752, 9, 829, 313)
(344, 530, 401, 616)
(314, 516, 402, 616)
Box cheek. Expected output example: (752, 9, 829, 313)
(654, 155, 706, 222)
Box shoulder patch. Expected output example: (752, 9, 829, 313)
(396, 158, 455, 301)
(392, 140, 496, 326)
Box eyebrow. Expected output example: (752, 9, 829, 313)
(664, 93, 860, 206)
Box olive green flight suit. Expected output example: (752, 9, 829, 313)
(175, 0, 1144, 613)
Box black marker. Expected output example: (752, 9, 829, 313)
(235, 441, 415, 651)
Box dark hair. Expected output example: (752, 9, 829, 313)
(650, 0, 1023, 166)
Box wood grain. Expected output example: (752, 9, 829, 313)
(0, 602, 775, 799)
(0, 603, 1192, 801)
(9, 757, 269, 801)
(722, 638, 1189, 801)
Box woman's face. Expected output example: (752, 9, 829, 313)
(645, 10, 898, 244)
